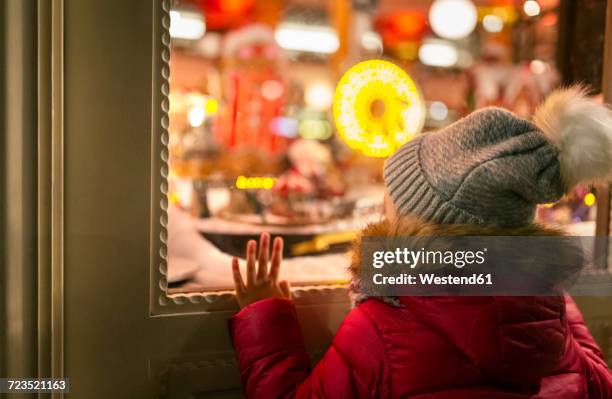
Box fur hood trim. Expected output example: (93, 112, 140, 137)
(350, 216, 569, 277)
(349, 216, 583, 305)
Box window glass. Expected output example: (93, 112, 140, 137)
(167, 0, 597, 293)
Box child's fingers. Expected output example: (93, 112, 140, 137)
(279, 280, 291, 298)
(231, 257, 246, 293)
(257, 232, 270, 281)
(246, 240, 257, 286)
(269, 236, 284, 282)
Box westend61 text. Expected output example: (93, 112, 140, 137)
(373, 273, 493, 286)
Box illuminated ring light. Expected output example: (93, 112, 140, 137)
(333, 60, 425, 158)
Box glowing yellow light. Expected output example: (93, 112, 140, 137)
(333, 60, 424, 158)
(236, 176, 276, 190)
(584, 193, 596, 207)
(477, 6, 518, 24)
(262, 177, 275, 189)
(236, 176, 247, 189)
(543, 203, 555, 208)
(169, 192, 180, 204)
(205, 98, 218, 114)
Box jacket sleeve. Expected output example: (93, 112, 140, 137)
(229, 298, 387, 399)
(562, 295, 612, 399)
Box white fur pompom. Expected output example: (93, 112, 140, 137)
(533, 86, 612, 189)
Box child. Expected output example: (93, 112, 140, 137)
(229, 87, 612, 398)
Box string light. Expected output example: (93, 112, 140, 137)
(187, 105, 206, 127)
(482, 14, 504, 33)
(204, 98, 218, 114)
(429, 0, 477, 40)
(523, 1, 541, 17)
(584, 193, 596, 207)
(236, 176, 276, 190)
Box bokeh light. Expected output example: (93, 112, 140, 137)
(429, 0, 477, 40)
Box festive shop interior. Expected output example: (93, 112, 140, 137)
(4, 0, 612, 396)
(166, 0, 607, 293)
(3, 1, 612, 397)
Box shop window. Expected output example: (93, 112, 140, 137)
(163, 0, 598, 297)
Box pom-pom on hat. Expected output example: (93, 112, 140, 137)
(384, 87, 612, 227)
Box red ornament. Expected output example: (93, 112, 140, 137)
(375, 11, 428, 47)
(195, 0, 254, 30)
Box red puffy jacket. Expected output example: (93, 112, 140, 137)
(230, 218, 612, 398)
(230, 295, 611, 398)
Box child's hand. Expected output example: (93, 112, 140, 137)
(232, 233, 291, 308)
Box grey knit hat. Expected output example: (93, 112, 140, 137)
(384, 87, 612, 227)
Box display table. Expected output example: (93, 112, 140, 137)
(167, 206, 362, 293)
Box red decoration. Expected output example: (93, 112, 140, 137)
(195, 0, 254, 30)
(375, 11, 428, 47)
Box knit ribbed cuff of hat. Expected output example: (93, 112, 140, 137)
(384, 138, 484, 225)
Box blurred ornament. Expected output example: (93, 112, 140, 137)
(541, 12, 557, 27)
(394, 41, 419, 61)
(391, 12, 428, 38)
(218, 24, 288, 154)
(305, 82, 334, 111)
(195, 0, 254, 30)
(482, 14, 504, 33)
(361, 31, 383, 53)
(170, 9, 206, 40)
(220, 0, 251, 13)
(523, 1, 541, 17)
(429, 0, 477, 40)
(275, 23, 339, 54)
(529, 60, 547, 74)
(287, 139, 333, 179)
(270, 117, 299, 138)
(188, 105, 206, 127)
(429, 101, 448, 121)
(477, 6, 518, 24)
(194, 32, 222, 58)
(261, 80, 284, 101)
(299, 120, 332, 140)
(376, 12, 427, 49)
(273, 172, 315, 196)
(418, 39, 459, 67)
(223, 24, 278, 61)
(333, 60, 424, 158)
